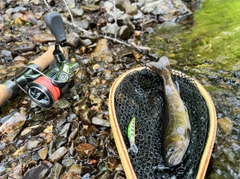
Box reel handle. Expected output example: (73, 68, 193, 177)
(44, 12, 66, 46)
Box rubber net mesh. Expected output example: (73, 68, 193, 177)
(114, 68, 209, 179)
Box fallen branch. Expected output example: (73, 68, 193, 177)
(44, 0, 159, 61)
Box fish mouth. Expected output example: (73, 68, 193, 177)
(166, 148, 185, 167)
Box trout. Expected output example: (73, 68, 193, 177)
(147, 56, 191, 167)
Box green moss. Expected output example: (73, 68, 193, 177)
(148, 0, 240, 81)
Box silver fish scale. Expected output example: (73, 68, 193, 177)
(114, 68, 209, 179)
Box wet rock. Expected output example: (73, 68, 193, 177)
(53, 99, 70, 109)
(0, 112, 26, 142)
(67, 32, 81, 48)
(12, 6, 27, 13)
(115, 0, 138, 15)
(8, 163, 22, 179)
(107, 156, 119, 171)
(49, 162, 65, 179)
(59, 123, 71, 138)
(49, 147, 68, 162)
(71, 8, 84, 17)
(60, 171, 81, 179)
(21, 125, 44, 136)
(75, 20, 90, 29)
(1, 50, 12, 62)
(44, 125, 53, 133)
(93, 38, 113, 63)
(81, 4, 100, 12)
(140, 19, 158, 30)
(101, 24, 119, 37)
(33, 33, 56, 43)
(22, 162, 51, 179)
(218, 117, 233, 134)
(26, 139, 42, 150)
(14, 55, 28, 62)
(68, 164, 82, 175)
(38, 146, 49, 160)
(12, 42, 36, 53)
(76, 143, 96, 158)
(222, 148, 235, 163)
(66, 0, 75, 8)
(89, 94, 103, 110)
(119, 25, 133, 40)
(56, 136, 67, 148)
(61, 157, 74, 168)
(68, 128, 79, 142)
(92, 117, 110, 127)
(79, 107, 92, 125)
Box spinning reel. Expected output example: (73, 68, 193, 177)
(2, 12, 79, 108)
(27, 12, 79, 108)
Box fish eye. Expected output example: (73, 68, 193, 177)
(168, 146, 175, 153)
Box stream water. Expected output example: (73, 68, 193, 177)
(146, 0, 240, 178)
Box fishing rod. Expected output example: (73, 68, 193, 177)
(0, 12, 79, 108)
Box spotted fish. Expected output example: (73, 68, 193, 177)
(147, 56, 191, 167)
(127, 117, 138, 154)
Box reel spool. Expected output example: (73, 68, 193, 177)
(27, 76, 60, 108)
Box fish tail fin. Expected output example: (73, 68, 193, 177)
(147, 56, 171, 75)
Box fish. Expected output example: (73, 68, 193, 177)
(127, 117, 138, 154)
(147, 56, 191, 167)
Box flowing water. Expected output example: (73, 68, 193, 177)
(146, 0, 240, 178)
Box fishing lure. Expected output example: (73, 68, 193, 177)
(127, 117, 138, 154)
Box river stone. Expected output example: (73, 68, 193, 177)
(61, 172, 81, 179)
(67, 32, 81, 48)
(8, 164, 22, 179)
(81, 4, 100, 11)
(48, 147, 68, 162)
(71, 8, 84, 17)
(66, 0, 75, 8)
(115, 0, 137, 15)
(68, 164, 82, 175)
(101, 24, 119, 37)
(217, 117, 233, 134)
(59, 123, 71, 138)
(49, 162, 65, 179)
(22, 162, 51, 179)
(117, 14, 134, 32)
(53, 99, 70, 109)
(0, 112, 26, 136)
(119, 25, 133, 40)
(92, 117, 110, 127)
(1, 50, 12, 62)
(75, 143, 96, 158)
(107, 156, 119, 171)
(26, 139, 42, 150)
(93, 38, 113, 63)
(12, 42, 36, 53)
(38, 146, 48, 160)
(14, 55, 27, 62)
(33, 33, 56, 43)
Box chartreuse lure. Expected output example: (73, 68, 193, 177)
(127, 117, 138, 154)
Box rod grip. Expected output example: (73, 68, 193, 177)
(0, 84, 13, 107)
(28, 46, 56, 71)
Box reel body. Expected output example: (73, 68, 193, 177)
(27, 61, 79, 108)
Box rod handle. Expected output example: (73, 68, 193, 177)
(0, 84, 13, 107)
(28, 46, 56, 71)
